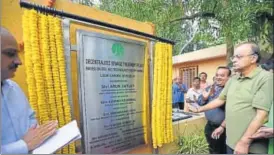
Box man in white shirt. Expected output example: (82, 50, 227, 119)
(1, 27, 58, 154)
(199, 72, 210, 90)
(186, 77, 203, 109)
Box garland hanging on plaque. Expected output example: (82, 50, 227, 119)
(22, 9, 75, 154)
(152, 42, 174, 148)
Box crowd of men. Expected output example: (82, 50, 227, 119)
(172, 42, 273, 154)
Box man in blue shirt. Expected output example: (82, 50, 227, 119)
(1, 27, 58, 154)
(197, 66, 231, 154)
(172, 77, 187, 110)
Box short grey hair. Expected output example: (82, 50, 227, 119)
(235, 42, 261, 63)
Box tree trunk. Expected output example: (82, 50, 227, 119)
(223, 0, 234, 66)
(226, 33, 234, 66)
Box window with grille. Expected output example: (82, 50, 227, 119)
(179, 66, 198, 89)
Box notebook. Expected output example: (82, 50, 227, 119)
(32, 120, 82, 154)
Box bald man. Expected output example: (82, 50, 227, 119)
(1, 27, 58, 154)
(189, 42, 273, 154)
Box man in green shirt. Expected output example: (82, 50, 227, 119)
(189, 42, 273, 154)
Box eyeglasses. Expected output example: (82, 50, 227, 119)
(230, 53, 255, 61)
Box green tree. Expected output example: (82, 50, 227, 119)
(74, 0, 273, 63)
(171, 0, 273, 63)
(100, 0, 185, 55)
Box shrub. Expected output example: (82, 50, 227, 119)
(176, 129, 209, 154)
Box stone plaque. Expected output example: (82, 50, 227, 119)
(77, 30, 146, 153)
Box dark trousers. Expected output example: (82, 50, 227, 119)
(204, 122, 227, 154)
(172, 102, 184, 110)
(178, 102, 184, 110)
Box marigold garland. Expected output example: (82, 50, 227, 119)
(167, 44, 174, 142)
(53, 17, 75, 154)
(152, 42, 173, 148)
(40, 14, 58, 124)
(38, 14, 50, 115)
(29, 10, 50, 124)
(22, 10, 39, 118)
(22, 9, 75, 154)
